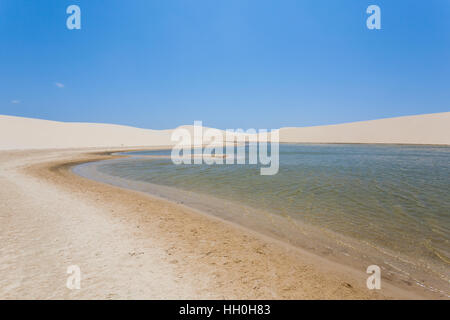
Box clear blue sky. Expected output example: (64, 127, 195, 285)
(0, 0, 449, 129)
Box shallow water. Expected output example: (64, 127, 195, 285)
(75, 144, 450, 296)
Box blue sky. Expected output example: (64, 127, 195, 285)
(0, 0, 449, 129)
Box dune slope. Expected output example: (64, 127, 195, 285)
(0, 112, 449, 150)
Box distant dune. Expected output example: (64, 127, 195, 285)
(0, 112, 449, 150)
(0, 115, 175, 150)
(279, 112, 450, 145)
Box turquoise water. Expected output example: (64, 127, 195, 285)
(75, 144, 450, 296)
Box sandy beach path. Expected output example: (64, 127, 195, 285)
(0, 149, 428, 299)
(0, 149, 203, 299)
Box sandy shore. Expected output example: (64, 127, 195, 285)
(0, 148, 435, 299)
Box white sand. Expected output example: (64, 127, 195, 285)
(1, 112, 449, 150)
(280, 112, 450, 145)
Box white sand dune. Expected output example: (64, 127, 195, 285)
(280, 112, 450, 145)
(0, 112, 449, 150)
(0, 115, 244, 150)
(0, 115, 175, 150)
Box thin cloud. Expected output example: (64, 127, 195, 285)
(11, 100, 21, 104)
(55, 82, 65, 88)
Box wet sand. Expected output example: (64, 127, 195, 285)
(0, 148, 437, 299)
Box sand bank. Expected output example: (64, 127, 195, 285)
(0, 148, 437, 299)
